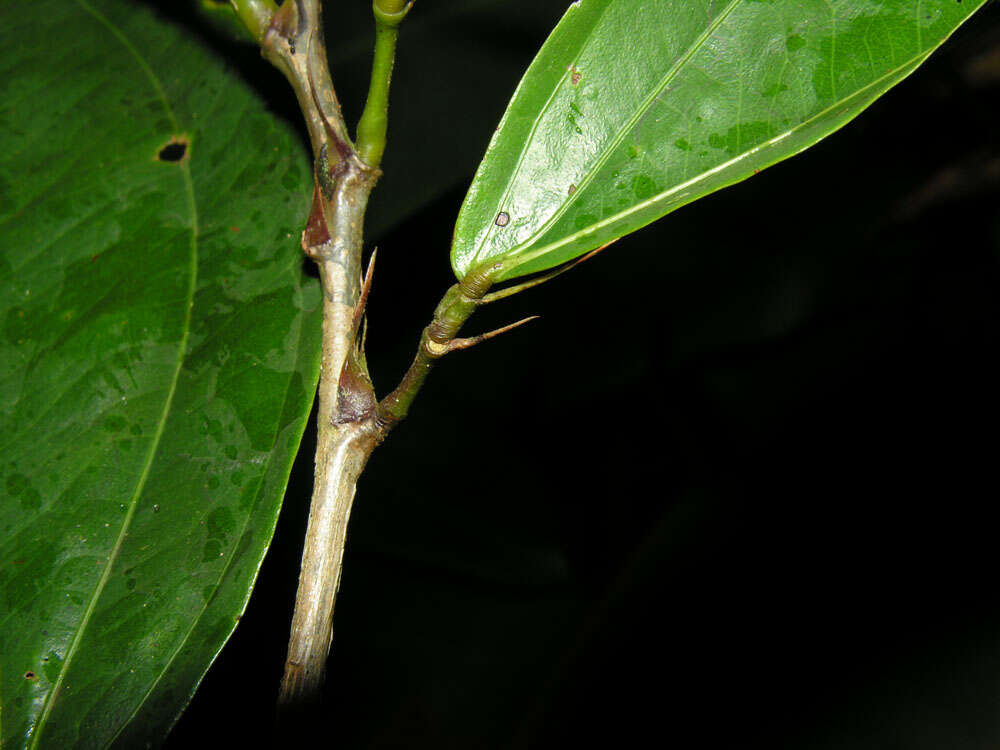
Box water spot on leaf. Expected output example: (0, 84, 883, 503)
(42, 653, 62, 682)
(20, 489, 41, 511)
(5, 473, 40, 510)
(205, 417, 224, 441)
(674, 138, 691, 151)
(234, 529, 254, 561)
(0, 174, 12, 216)
(4, 307, 39, 345)
(574, 213, 598, 230)
(6, 473, 28, 496)
(707, 122, 775, 156)
(786, 34, 806, 52)
(202, 539, 222, 562)
(207, 506, 235, 542)
(239, 481, 258, 510)
(760, 82, 789, 97)
(103, 414, 127, 432)
(632, 175, 659, 200)
(220, 361, 292, 450)
(281, 168, 300, 191)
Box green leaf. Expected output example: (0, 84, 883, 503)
(451, 0, 987, 281)
(0, 1, 319, 746)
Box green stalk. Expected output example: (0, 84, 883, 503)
(228, 0, 278, 43)
(377, 263, 501, 427)
(356, 0, 412, 168)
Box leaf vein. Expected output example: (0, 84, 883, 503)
(27, 1, 200, 744)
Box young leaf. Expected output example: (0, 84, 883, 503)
(0, 0, 318, 746)
(451, 0, 987, 281)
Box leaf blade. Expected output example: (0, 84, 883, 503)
(451, 0, 988, 281)
(0, 1, 319, 746)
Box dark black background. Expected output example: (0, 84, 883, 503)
(165, 1, 1000, 747)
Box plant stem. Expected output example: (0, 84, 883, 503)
(279, 419, 378, 700)
(259, 0, 383, 705)
(376, 262, 500, 427)
(227, 0, 278, 42)
(277, 167, 379, 704)
(356, 1, 411, 168)
(254, 0, 501, 711)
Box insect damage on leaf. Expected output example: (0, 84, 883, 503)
(156, 136, 189, 163)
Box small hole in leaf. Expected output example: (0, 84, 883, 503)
(24, 671, 36, 680)
(157, 140, 188, 163)
(495, 211, 510, 227)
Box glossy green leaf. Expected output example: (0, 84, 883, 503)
(451, 0, 987, 281)
(0, 1, 319, 746)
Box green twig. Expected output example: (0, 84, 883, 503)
(356, 0, 413, 168)
(376, 262, 502, 427)
(375, 244, 612, 429)
(227, 0, 278, 43)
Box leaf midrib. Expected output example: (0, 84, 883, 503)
(27, 2, 199, 745)
(471, 0, 742, 270)
(507, 41, 938, 275)
(517, 0, 741, 269)
(500, 0, 979, 277)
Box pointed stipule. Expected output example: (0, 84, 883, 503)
(444, 315, 540, 353)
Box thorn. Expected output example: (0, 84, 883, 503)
(480, 239, 617, 305)
(350, 247, 377, 338)
(445, 315, 540, 353)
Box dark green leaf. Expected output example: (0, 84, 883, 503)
(0, 1, 319, 746)
(451, 0, 987, 281)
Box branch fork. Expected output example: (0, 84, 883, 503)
(229, 0, 602, 711)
